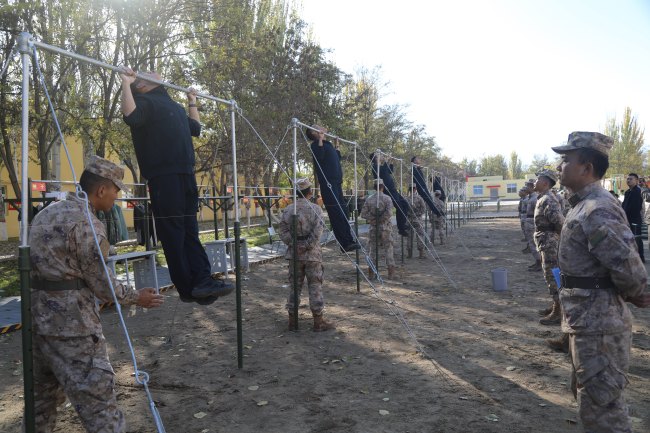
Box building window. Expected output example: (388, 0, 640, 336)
(473, 185, 483, 196)
(506, 183, 517, 193)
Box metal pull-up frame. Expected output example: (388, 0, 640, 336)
(16, 31, 246, 433)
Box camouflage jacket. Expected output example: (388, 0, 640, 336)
(432, 197, 445, 216)
(558, 181, 647, 335)
(519, 196, 528, 218)
(525, 192, 538, 218)
(279, 198, 324, 262)
(534, 190, 564, 236)
(408, 194, 426, 220)
(29, 193, 139, 337)
(361, 192, 394, 231)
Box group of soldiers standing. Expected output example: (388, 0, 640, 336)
(516, 131, 650, 432)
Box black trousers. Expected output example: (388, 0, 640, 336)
(630, 222, 645, 261)
(148, 174, 212, 295)
(320, 181, 354, 247)
(384, 187, 410, 232)
(415, 184, 441, 216)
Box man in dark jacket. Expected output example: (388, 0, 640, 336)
(371, 152, 410, 237)
(622, 172, 645, 262)
(410, 156, 442, 217)
(120, 68, 233, 303)
(308, 125, 360, 252)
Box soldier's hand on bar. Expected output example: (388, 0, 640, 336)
(627, 292, 650, 308)
(119, 66, 137, 84)
(136, 287, 164, 308)
(187, 87, 198, 104)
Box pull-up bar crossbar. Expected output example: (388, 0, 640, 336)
(295, 119, 358, 147)
(28, 37, 234, 107)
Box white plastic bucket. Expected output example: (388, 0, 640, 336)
(491, 268, 508, 291)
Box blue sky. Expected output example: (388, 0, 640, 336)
(301, 0, 650, 166)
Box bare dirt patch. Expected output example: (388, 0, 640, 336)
(1, 218, 648, 432)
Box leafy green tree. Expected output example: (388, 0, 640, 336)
(528, 154, 551, 174)
(477, 154, 508, 178)
(508, 151, 523, 179)
(606, 107, 646, 176)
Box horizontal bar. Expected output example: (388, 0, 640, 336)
(294, 120, 358, 146)
(29, 37, 233, 106)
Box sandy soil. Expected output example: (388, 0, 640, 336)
(1, 218, 649, 433)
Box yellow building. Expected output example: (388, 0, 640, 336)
(466, 175, 534, 201)
(0, 137, 264, 239)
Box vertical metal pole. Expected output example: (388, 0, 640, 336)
(400, 160, 403, 264)
(143, 195, 151, 251)
(354, 143, 360, 291)
(212, 186, 218, 240)
(229, 102, 243, 369)
(224, 183, 230, 239)
(18, 31, 35, 433)
(291, 119, 299, 329)
(375, 150, 380, 277)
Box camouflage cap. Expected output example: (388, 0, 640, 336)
(551, 131, 614, 156)
(85, 155, 128, 192)
(375, 178, 384, 187)
(296, 177, 311, 190)
(536, 169, 558, 183)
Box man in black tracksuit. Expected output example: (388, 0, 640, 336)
(622, 172, 645, 262)
(309, 125, 360, 252)
(371, 152, 410, 237)
(120, 68, 233, 304)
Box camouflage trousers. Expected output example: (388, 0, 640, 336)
(33, 333, 125, 433)
(429, 212, 445, 243)
(408, 217, 426, 251)
(367, 226, 395, 268)
(535, 233, 560, 297)
(523, 219, 540, 261)
(286, 260, 324, 314)
(570, 331, 632, 433)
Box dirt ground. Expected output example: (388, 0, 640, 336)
(1, 218, 649, 433)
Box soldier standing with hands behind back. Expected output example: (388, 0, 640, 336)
(553, 131, 650, 433)
(279, 178, 335, 332)
(362, 179, 397, 279)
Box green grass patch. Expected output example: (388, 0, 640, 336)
(0, 260, 20, 297)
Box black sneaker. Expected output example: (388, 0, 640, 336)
(398, 230, 409, 237)
(343, 242, 361, 252)
(192, 278, 235, 299)
(179, 292, 219, 306)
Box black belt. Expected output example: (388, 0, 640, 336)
(32, 277, 84, 291)
(296, 235, 309, 241)
(560, 274, 614, 290)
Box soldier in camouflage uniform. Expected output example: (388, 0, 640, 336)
(279, 178, 334, 332)
(518, 189, 529, 245)
(553, 132, 650, 433)
(408, 185, 427, 258)
(430, 190, 446, 245)
(524, 181, 542, 271)
(361, 179, 397, 279)
(29, 156, 164, 433)
(532, 169, 565, 327)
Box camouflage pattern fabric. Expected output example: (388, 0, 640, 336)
(408, 193, 427, 251)
(430, 196, 446, 242)
(27, 192, 139, 432)
(523, 219, 541, 261)
(534, 190, 564, 296)
(33, 333, 125, 433)
(285, 261, 325, 314)
(570, 331, 632, 433)
(29, 193, 139, 337)
(279, 198, 324, 262)
(361, 191, 395, 267)
(559, 181, 646, 432)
